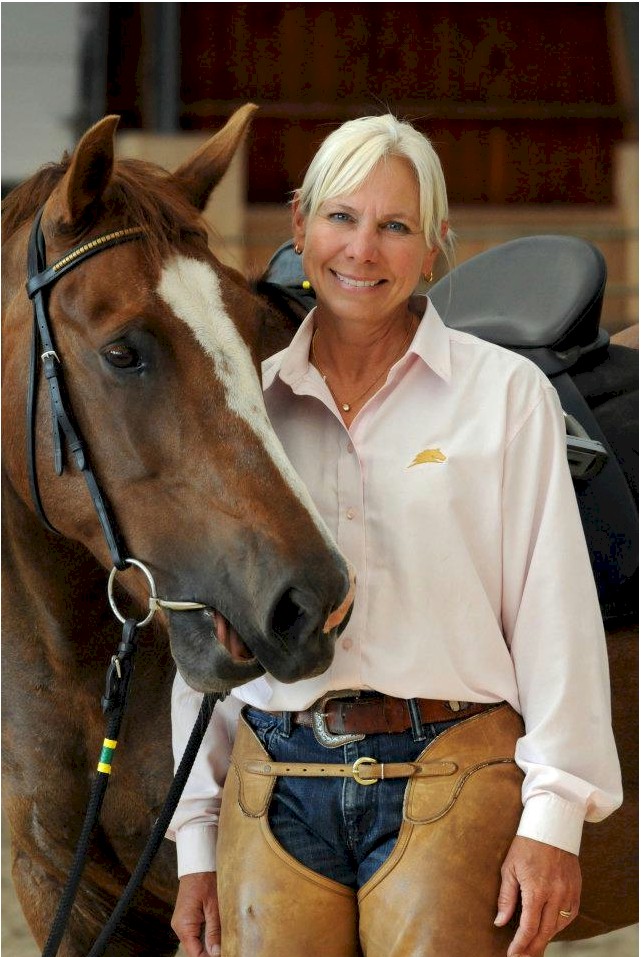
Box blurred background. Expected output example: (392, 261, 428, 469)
(2, 2, 638, 333)
(1, 3, 638, 955)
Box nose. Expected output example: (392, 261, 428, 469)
(264, 569, 353, 683)
(346, 222, 379, 263)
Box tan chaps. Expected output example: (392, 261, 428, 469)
(217, 704, 525, 957)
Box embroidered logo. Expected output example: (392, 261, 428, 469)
(408, 448, 447, 467)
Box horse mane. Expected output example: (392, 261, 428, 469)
(2, 154, 208, 262)
(2, 161, 67, 240)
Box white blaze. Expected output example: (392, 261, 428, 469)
(157, 255, 336, 548)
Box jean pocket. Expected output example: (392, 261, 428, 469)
(244, 707, 284, 753)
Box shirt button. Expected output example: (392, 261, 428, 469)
(341, 637, 353, 650)
(347, 442, 354, 454)
(346, 507, 355, 520)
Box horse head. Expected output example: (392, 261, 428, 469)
(1, 105, 353, 693)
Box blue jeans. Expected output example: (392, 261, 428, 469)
(244, 703, 461, 890)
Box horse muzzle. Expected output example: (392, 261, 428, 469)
(166, 565, 355, 694)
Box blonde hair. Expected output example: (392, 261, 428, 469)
(296, 114, 454, 263)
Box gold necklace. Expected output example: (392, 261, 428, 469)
(311, 322, 414, 413)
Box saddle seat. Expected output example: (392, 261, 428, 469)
(430, 235, 609, 376)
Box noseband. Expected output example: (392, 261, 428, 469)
(25, 206, 206, 616)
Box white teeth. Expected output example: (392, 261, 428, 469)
(334, 271, 380, 288)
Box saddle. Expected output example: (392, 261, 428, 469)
(261, 237, 638, 623)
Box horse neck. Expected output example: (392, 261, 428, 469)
(2, 474, 118, 668)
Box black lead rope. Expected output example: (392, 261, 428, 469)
(41, 618, 141, 957)
(85, 691, 219, 957)
(41, 614, 220, 957)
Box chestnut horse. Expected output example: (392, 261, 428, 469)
(2, 108, 637, 954)
(2, 106, 353, 956)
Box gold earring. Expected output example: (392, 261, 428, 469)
(294, 244, 303, 255)
(423, 271, 434, 283)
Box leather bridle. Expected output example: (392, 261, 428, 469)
(25, 205, 208, 615)
(26, 206, 144, 569)
(25, 206, 221, 957)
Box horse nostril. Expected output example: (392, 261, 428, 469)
(270, 588, 310, 644)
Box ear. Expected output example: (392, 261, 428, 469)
(291, 193, 307, 250)
(49, 115, 119, 229)
(173, 103, 258, 210)
(422, 245, 440, 278)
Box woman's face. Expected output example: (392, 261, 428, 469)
(293, 155, 439, 328)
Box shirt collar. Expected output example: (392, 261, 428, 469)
(262, 309, 317, 392)
(262, 297, 452, 392)
(409, 296, 452, 382)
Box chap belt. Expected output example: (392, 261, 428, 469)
(292, 693, 497, 737)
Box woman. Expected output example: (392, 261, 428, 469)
(168, 115, 621, 957)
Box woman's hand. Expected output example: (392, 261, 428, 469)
(495, 835, 581, 957)
(171, 871, 221, 957)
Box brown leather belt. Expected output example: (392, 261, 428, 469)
(293, 692, 497, 740)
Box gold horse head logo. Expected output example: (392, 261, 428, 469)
(408, 448, 447, 467)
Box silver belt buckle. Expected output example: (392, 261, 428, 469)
(311, 690, 366, 748)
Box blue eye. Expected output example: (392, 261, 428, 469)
(384, 221, 410, 234)
(327, 211, 352, 223)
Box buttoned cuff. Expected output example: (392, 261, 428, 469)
(175, 823, 218, 878)
(517, 793, 585, 855)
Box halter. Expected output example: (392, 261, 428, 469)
(25, 206, 207, 614)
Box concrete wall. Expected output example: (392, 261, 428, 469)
(1, 2, 84, 183)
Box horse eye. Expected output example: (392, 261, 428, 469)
(102, 342, 142, 370)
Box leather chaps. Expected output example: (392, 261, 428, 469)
(217, 703, 525, 956)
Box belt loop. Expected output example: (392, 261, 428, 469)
(406, 698, 427, 742)
(281, 711, 292, 737)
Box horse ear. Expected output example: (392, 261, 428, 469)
(50, 115, 119, 228)
(173, 103, 258, 210)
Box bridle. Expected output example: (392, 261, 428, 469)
(25, 205, 208, 615)
(26, 206, 143, 568)
(25, 205, 219, 957)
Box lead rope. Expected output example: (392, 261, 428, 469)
(85, 691, 219, 957)
(41, 618, 141, 957)
(41, 611, 221, 957)
(40, 559, 214, 957)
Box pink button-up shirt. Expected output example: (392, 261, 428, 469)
(168, 298, 621, 877)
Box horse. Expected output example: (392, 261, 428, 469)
(2, 104, 354, 957)
(2, 106, 637, 954)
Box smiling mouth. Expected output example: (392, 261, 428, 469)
(332, 270, 385, 288)
(208, 608, 258, 664)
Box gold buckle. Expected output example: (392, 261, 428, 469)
(352, 756, 377, 785)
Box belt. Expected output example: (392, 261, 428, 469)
(244, 756, 459, 786)
(291, 691, 498, 748)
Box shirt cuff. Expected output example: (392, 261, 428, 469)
(175, 823, 218, 878)
(517, 793, 585, 855)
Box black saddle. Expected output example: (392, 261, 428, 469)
(262, 236, 638, 622)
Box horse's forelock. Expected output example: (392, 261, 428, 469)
(104, 160, 209, 261)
